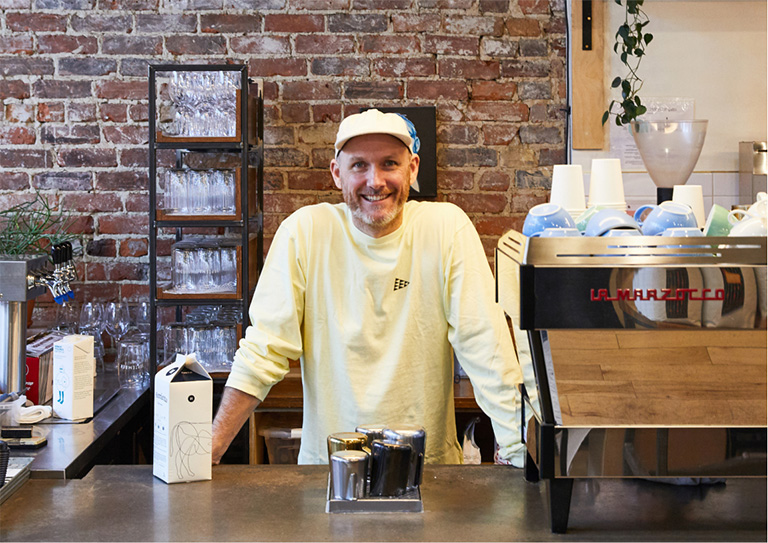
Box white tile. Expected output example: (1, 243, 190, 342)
(713, 172, 739, 196)
(682, 173, 713, 197)
(621, 172, 657, 197)
(713, 195, 740, 209)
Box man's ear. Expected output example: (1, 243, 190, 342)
(330, 158, 342, 189)
(409, 153, 420, 182)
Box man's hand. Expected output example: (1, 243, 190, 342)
(212, 386, 261, 465)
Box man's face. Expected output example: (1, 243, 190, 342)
(330, 133, 420, 238)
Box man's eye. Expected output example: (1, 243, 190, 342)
(352, 161, 366, 169)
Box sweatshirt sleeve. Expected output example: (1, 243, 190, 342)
(444, 213, 526, 467)
(226, 218, 306, 401)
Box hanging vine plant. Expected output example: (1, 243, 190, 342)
(602, 0, 654, 126)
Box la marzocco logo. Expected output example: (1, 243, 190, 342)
(590, 288, 726, 302)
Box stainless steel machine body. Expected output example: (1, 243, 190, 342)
(739, 141, 767, 204)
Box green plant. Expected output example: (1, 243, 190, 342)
(602, 0, 654, 126)
(0, 192, 81, 257)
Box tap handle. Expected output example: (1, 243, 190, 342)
(51, 244, 61, 266)
(65, 242, 72, 264)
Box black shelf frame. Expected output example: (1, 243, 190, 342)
(147, 63, 263, 377)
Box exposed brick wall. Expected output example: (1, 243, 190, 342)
(0, 0, 566, 318)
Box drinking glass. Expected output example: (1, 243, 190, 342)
(105, 302, 131, 346)
(55, 301, 79, 334)
(79, 302, 105, 372)
(134, 302, 151, 334)
(117, 339, 147, 389)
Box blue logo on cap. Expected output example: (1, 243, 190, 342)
(394, 113, 421, 155)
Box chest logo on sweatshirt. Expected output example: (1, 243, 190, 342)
(394, 278, 410, 291)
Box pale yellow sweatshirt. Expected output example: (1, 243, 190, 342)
(227, 201, 525, 465)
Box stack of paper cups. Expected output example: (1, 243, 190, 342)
(588, 158, 626, 211)
(549, 164, 586, 220)
(672, 184, 705, 228)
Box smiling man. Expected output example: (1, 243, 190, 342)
(212, 109, 525, 467)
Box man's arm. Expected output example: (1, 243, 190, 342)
(212, 386, 262, 465)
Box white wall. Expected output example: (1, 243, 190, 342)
(572, 0, 767, 212)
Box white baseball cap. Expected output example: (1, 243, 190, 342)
(334, 109, 420, 158)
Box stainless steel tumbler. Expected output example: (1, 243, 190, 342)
(330, 450, 368, 501)
(327, 432, 367, 462)
(354, 424, 387, 448)
(383, 424, 426, 489)
(369, 440, 412, 497)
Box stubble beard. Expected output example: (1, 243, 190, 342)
(345, 179, 410, 231)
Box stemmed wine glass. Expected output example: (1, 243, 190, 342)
(79, 302, 105, 373)
(105, 302, 131, 371)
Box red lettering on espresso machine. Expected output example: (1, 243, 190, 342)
(589, 288, 726, 302)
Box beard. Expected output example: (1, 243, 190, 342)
(344, 182, 410, 231)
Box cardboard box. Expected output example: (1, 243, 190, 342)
(153, 354, 212, 484)
(52, 335, 94, 421)
(26, 331, 67, 405)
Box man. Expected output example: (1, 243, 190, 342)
(212, 109, 525, 466)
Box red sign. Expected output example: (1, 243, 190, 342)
(590, 288, 726, 302)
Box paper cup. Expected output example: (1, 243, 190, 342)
(550, 165, 586, 215)
(588, 158, 626, 207)
(672, 185, 705, 228)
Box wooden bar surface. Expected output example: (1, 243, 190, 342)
(548, 330, 767, 427)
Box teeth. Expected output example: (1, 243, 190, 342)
(363, 194, 387, 201)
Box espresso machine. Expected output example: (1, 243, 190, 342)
(0, 244, 76, 395)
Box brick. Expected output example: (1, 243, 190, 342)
(290, 0, 346, 7)
(362, 35, 419, 54)
(312, 104, 341, 123)
(0, 58, 54, 76)
(438, 59, 499, 80)
(0, 172, 29, 191)
(71, 14, 133, 32)
(0, 125, 35, 145)
(6, 103, 34, 123)
(437, 124, 479, 145)
(438, 170, 474, 190)
(392, 13, 440, 33)
(231, 36, 291, 55)
(519, 38, 548, 57)
(41, 125, 100, 145)
(201, 14, 262, 33)
(96, 170, 148, 191)
(73, 283, 118, 304)
(519, 81, 551, 100)
(120, 283, 150, 303)
(545, 14, 567, 34)
(408, 80, 467, 101)
(297, 123, 335, 146)
(281, 103, 310, 123)
(0, 149, 52, 168)
(311, 147, 334, 168)
(67, 103, 97, 123)
(98, 0, 158, 9)
(482, 123, 519, 145)
(119, 58, 151, 78)
(0, 0, 30, 6)
(443, 16, 503, 37)
(445, 193, 507, 214)
(0, 36, 34, 55)
(438, 148, 497, 168)
(133, 14, 195, 33)
(0, 80, 30, 100)
(353, 0, 409, 8)
(124, 193, 149, 212)
(6, 13, 66, 32)
(163, 0, 222, 9)
(224, 0, 284, 8)
(165, 35, 227, 56)
(516, 170, 550, 189)
(479, 0, 508, 12)
(86, 238, 117, 257)
(506, 17, 541, 36)
(249, 58, 307, 77)
(36, 0, 93, 7)
(263, 193, 318, 214)
(500, 59, 550, 78)
(482, 38, 518, 57)
(529, 103, 547, 123)
(0, 193, 37, 210)
(519, 0, 550, 15)
(374, 58, 433, 79)
(282, 81, 341, 101)
(422, 35, 479, 56)
(345, 81, 403, 100)
(119, 238, 148, 257)
(61, 192, 122, 212)
(37, 35, 98, 55)
(551, 35, 566, 57)
(105, 262, 147, 282)
(103, 36, 163, 56)
(294, 35, 355, 55)
(57, 148, 118, 168)
(264, 148, 309, 168)
(33, 80, 92, 99)
(519, 125, 560, 144)
(265, 14, 324, 32)
(98, 214, 148, 235)
(36, 102, 65, 122)
(95, 81, 146, 100)
(264, 126, 294, 146)
(471, 81, 517, 100)
(467, 101, 528, 122)
(129, 104, 148, 122)
(328, 14, 387, 33)
(32, 171, 92, 191)
(120, 147, 153, 168)
(103, 125, 149, 145)
(287, 170, 334, 191)
(312, 57, 369, 77)
(419, 0, 472, 7)
(99, 103, 128, 123)
(59, 58, 117, 76)
(478, 170, 510, 191)
(473, 215, 517, 237)
(264, 170, 283, 190)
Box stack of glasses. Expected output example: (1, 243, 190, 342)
(163, 306, 241, 371)
(170, 239, 238, 294)
(164, 71, 239, 138)
(163, 169, 236, 216)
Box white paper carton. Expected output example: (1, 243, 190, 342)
(52, 335, 94, 421)
(153, 354, 212, 484)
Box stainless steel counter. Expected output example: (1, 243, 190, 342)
(0, 465, 765, 541)
(12, 374, 149, 479)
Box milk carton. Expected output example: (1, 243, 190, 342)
(52, 335, 94, 421)
(153, 354, 212, 484)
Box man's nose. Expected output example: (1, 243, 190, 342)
(366, 166, 387, 189)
